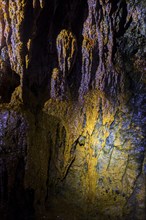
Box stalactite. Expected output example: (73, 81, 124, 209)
(0, 0, 145, 219)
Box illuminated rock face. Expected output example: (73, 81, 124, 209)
(0, 0, 146, 219)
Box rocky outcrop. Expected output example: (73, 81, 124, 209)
(0, 0, 146, 219)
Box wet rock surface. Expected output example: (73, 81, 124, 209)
(0, 110, 33, 220)
(0, 0, 146, 219)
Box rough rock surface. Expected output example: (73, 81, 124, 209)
(0, 0, 146, 219)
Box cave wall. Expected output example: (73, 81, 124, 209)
(0, 0, 146, 219)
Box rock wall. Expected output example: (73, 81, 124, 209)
(0, 0, 146, 219)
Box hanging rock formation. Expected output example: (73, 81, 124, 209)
(50, 29, 77, 100)
(0, 0, 146, 219)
